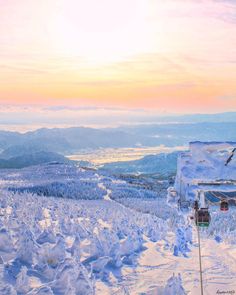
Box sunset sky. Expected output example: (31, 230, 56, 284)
(0, 0, 236, 113)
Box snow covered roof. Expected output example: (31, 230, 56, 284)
(173, 141, 236, 203)
(176, 142, 236, 192)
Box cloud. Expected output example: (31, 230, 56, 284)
(0, 104, 167, 130)
(43, 105, 145, 112)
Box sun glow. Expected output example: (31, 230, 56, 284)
(0, 0, 236, 112)
(51, 0, 154, 64)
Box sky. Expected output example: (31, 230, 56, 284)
(0, 0, 236, 115)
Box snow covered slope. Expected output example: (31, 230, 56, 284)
(0, 164, 184, 294)
(0, 151, 72, 169)
(0, 163, 106, 201)
(0, 162, 235, 294)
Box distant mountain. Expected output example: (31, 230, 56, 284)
(101, 152, 179, 176)
(0, 143, 52, 160)
(0, 127, 145, 156)
(0, 151, 72, 169)
(145, 112, 236, 124)
(0, 130, 22, 150)
(115, 122, 236, 146)
(0, 121, 236, 156)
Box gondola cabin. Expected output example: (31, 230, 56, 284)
(195, 208, 211, 227)
(220, 200, 229, 211)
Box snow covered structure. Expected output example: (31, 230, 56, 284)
(173, 141, 236, 205)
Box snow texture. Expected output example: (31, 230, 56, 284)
(0, 160, 235, 294)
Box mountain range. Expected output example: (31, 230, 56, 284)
(1, 121, 236, 156)
(0, 113, 236, 168)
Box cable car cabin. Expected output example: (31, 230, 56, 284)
(195, 208, 211, 227)
(220, 200, 229, 212)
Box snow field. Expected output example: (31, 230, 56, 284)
(0, 187, 178, 294)
(0, 163, 235, 294)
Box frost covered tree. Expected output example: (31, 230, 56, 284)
(0, 228, 14, 253)
(163, 273, 186, 295)
(173, 227, 191, 257)
(15, 266, 31, 294)
(16, 225, 38, 265)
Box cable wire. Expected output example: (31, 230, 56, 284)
(196, 214, 204, 295)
